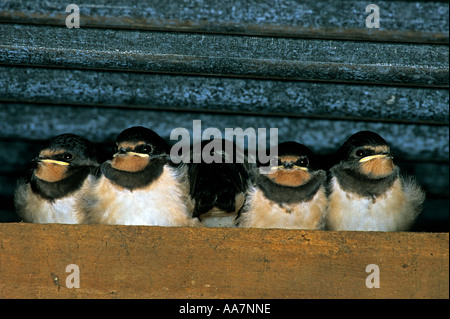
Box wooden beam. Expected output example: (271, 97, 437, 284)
(0, 223, 448, 299)
(1, 24, 448, 87)
(0, 0, 448, 44)
(1, 66, 448, 125)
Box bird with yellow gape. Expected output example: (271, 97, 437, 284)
(14, 128, 425, 232)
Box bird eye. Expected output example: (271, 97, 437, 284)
(62, 153, 73, 161)
(141, 144, 153, 154)
(298, 158, 309, 167)
(356, 150, 366, 157)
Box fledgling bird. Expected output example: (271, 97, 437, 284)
(80, 126, 200, 226)
(237, 141, 328, 229)
(187, 138, 251, 227)
(326, 131, 425, 231)
(14, 133, 99, 224)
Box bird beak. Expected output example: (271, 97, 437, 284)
(113, 151, 149, 158)
(292, 165, 308, 171)
(359, 153, 390, 163)
(270, 165, 308, 171)
(38, 159, 70, 166)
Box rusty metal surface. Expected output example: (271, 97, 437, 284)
(0, 24, 448, 86)
(0, 0, 448, 43)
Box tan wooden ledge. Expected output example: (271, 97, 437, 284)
(0, 223, 448, 299)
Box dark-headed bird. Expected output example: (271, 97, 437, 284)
(326, 131, 425, 231)
(237, 141, 327, 229)
(187, 138, 250, 227)
(14, 133, 98, 224)
(80, 126, 200, 226)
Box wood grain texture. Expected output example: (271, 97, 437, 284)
(1, 24, 448, 87)
(0, 223, 448, 299)
(0, 0, 448, 43)
(1, 66, 448, 124)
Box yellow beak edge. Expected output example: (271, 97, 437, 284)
(113, 151, 150, 158)
(359, 154, 389, 163)
(270, 165, 308, 171)
(40, 159, 70, 166)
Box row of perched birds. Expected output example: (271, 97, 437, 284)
(14, 126, 425, 231)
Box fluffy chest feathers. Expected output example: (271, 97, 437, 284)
(238, 186, 327, 229)
(82, 165, 199, 226)
(327, 176, 423, 231)
(14, 180, 87, 224)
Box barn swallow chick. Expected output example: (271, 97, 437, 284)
(14, 133, 98, 224)
(326, 131, 425, 231)
(188, 139, 251, 227)
(81, 126, 199, 226)
(237, 141, 327, 229)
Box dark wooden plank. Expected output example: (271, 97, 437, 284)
(1, 66, 448, 124)
(0, 224, 448, 299)
(0, 24, 448, 86)
(0, 0, 448, 43)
